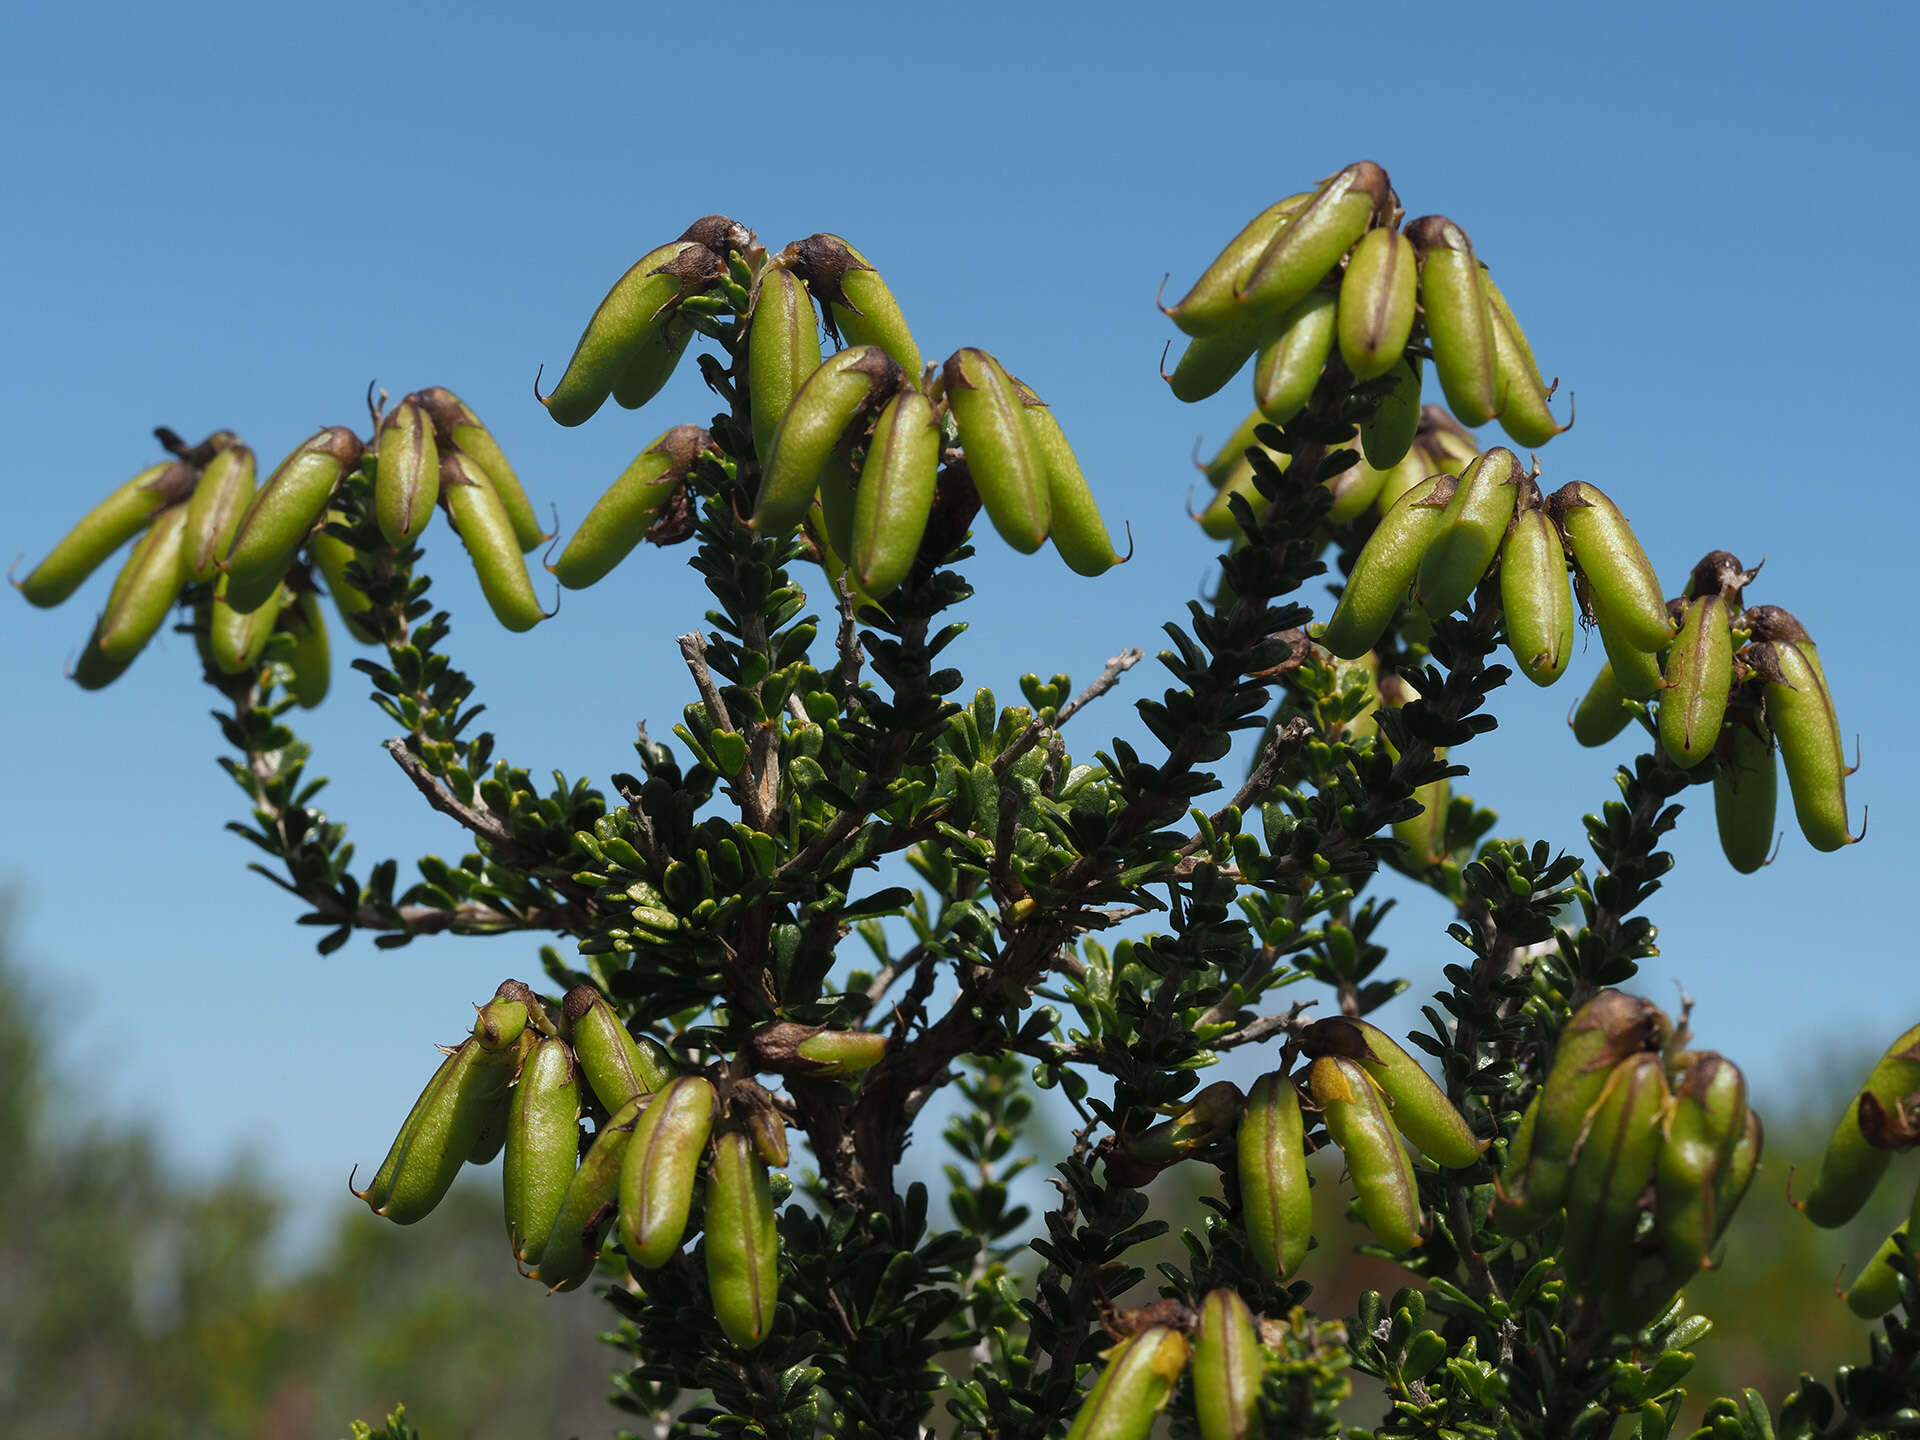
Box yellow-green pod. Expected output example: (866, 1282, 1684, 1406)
(540, 241, 722, 428)
(1713, 701, 1777, 874)
(1800, 1023, 1920, 1228)
(1164, 193, 1311, 338)
(553, 425, 712, 589)
(441, 450, 546, 633)
(210, 573, 286, 675)
(1251, 288, 1338, 423)
(1191, 1290, 1263, 1440)
(562, 984, 672, 1111)
(617, 1075, 718, 1268)
(944, 347, 1051, 553)
(1487, 1094, 1540, 1234)
(1571, 661, 1634, 746)
(747, 266, 822, 467)
(183, 444, 257, 584)
(537, 1093, 646, 1292)
(754, 345, 902, 536)
(782, 233, 923, 378)
(1166, 327, 1261, 404)
(1655, 1053, 1748, 1278)
(224, 427, 363, 615)
(1846, 1227, 1912, 1319)
(1063, 1327, 1190, 1440)
(1715, 1108, 1763, 1240)
(309, 522, 379, 644)
(1500, 503, 1575, 686)
(283, 590, 331, 708)
(1106, 1081, 1244, 1189)
(1359, 355, 1423, 471)
(366, 1034, 531, 1226)
(19, 459, 195, 608)
(1548, 481, 1674, 655)
(416, 387, 544, 551)
(1659, 594, 1732, 768)
(1415, 446, 1522, 618)
(1560, 1053, 1669, 1286)
(95, 501, 191, 663)
(815, 436, 860, 565)
(851, 389, 940, 599)
(1308, 1055, 1423, 1252)
(1199, 411, 1271, 489)
(1484, 272, 1566, 448)
(1407, 215, 1499, 427)
(1324, 443, 1389, 524)
(1197, 452, 1285, 540)
(375, 396, 439, 547)
(503, 1034, 581, 1266)
(1015, 381, 1125, 577)
(1600, 624, 1665, 701)
(1301, 1017, 1485, 1168)
(609, 310, 695, 411)
(353, 1043, 466, 1216)
(1338, 227, 1419, 381)
(1236, 1070, 1311, 1281)
(1393, 774, 1449, 870)
(473, 985, 531, 1052)
(1372, 438, 1435, 516)
(705, 1130, 780, 1349)
(1317, 473, 1456, 659)
(1754, 636, 1853, 852)
(1238, 162, 1391, 322)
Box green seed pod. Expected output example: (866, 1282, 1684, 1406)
(1487, 1094, 1541, 1234)
(373, 396, 438, 548)
(95, 501, 191, 663)
(1014, 380, 1125, 577)
(1406, 215, 1499, 427)
(1500, 503, 1575, 686)
(1655, 1053, 1749, 1278)
(1165, 327, 1261, 404)
(1715, 1108, 1763, 1240)
(609, 310, 695, 411)
(1301, 1017, 1485, 1168)
(1714, 700, 1778, 874)
(1324, 442, 1389, 524)
(308, 523, 378, 644)
(1570, 661, 1634, 746)
(553, 425, 713, 590)
(364, 1034, 531, 1225)
(617, 1075, 718, 1268)
(754, 345, 903, 536)
(1338, 226, 1419, 381)
(792, 1027, 891, 1077)
(1191, 1289, 1262, 1440)
(1063, 1327, 1190, 1440)
(415, 387, 544, 552)
(747, 266, 823, 467)
(1415, 446, 1522, 618)
(1750, 633, 1854, 852)
(1420, 405, 1480, 471)
(540, 241, 722, 427)
(1560, 1053, 1669, 1287)
(503, 1034, 582, 1266)
(851, 389, 940, 599)
(353, 1044, 464, 1216)
(441, 449, 546, 632)
(1659, 594, 1732, 768)
(1845, 1227, 1912, 1320)
(209, 574, 286, 675)
(814, 435, 860, 564)
(183, 444, 256, 584)
(562, 985, 673, 1111)
(1600, 624, 1666, 701)
(1236, 1070, 1311, 1281)
(731, 1080, 790, 1168)
(1800, 1022, 1920, 1228)
(473, 986, 531, 1052)
(224, 427, 362, 615)
(1251, 288, 1338, 422)
(1372, 438, 1435, 516)
(1317, 473, 1457, 659)
(944, 347, 1052, 553)
(1358, 355, 1423, 471)
(1107, 1080, 1244, 1188)
(1238, 162, 1391, 322)
(282, 589, 331, 708)
(781, 233, 923, 379)
(1548, 481, 1674, 655)
(1164, 193, 1311, 338)
(1394, 774, 1450, 870)
(537, 1092, 647, 1292)
(19, 459, 195, 608)
(1196, 451, 1287, 540)
(704, 1130, 780, 1350)
(1483, 272, 1566, 448)
(1199, 411, 1272, 489)
(1309, 1055, 1422, 1252)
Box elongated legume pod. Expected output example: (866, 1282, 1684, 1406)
(1500, 501, 1575, 686)
(746, 266, 822, 467)
(1570, 661, 1634, 746)
(1015, 380, 1124, 577)
(1752, 630, 1854, 851)
(503, 1034, 582, 1266)
(309, 521, 379, 644)
(1191, 1290, 1263, 1440)
(1236, 1070, 1311, 1280)
(283, 589, 331, 708)
(1309, 1054, 1422, 1252)
(1318, 473, 1456, 659)
(705, 1130, 780, 1349)
(562, 984, 672, 1111)
(944, 347, 1051, 552)
(1063, 1326, 1190, 1440)
(781, 233, 923, 378)
(1655, 1053, 1748, 1278)
(1251, 288, 1337, 422)
(183, 443, 256, 583)
(1407, 215, 1499, 427)
(1800, 1022, 1920, 1228)
(609, 311, 695, 411)
(554, 425, 712, 590)
(1166, 326, 1261, 404)
(754, 345, 902, 536)
(1713, 700, 1778, 873)
(224, 427, 363, 615)
(1238, 162, 1390, 322)
(95, 501, 191, 663)
(1548, 481, 1673, 655)
(1339, 226, 1418, 381)
(416, 387, 544, 551)
(442, 449, 546, 632)
(1359, 355, 1423, 471)
(1660, 594, 1732, 768)
(1301, 1017, 1484, 1168)
(1484, 272, 1566, 448)
(850, 389, 940, 599)
(617, 1075, 718, 1268)
(1164, 193, 1310, 338)
(1415, 446, 1522, 618)
(537, 1092, 646, 1292)
(20, 459, 195, 608)
(1560, 1052, 1668, 1286)
(362, 1033, 531, 1226)
(374, 396, 439, 547)
(209, 574, 286, 675)
(541, 241, 722, 427)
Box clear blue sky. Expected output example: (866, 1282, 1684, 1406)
(4, 2, 1915, 1256)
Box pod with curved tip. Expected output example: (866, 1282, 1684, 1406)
(553, 425, 713, 590)
(209, 574, 286, 675)
(1301, 1017, 1485, 1168)
(610, 311, 695, 411)
(850, 389, 939, 599)
(1309, 1055, 1422, 1252)
(367, 1034, 531, 1225)
(562, 984, 673, 1110)
(70, 621, 135, 690)
(944, 348, 1051, 552)
(1359, 356, 1423, 471)
(1317, 473, 1456, 659)
(1415, 446, 1522, 618)
(415, 388, 544, 552)
(224, 427, 363, 615)
(1166, 327, 1261, 404)
(1560, 1053, 1669, 1291)
(1660, 594, 1732, 768)
(374, 396, 439, 547)
(283, 590, 331, 708)
(1484, 273, 1566, 448)
(781, 233, 922, 378)
(537, 1092, 646, 1292)
(1655, 1054, 1748, 1278)
(1570, 662, 1634, 746)
(354, 1044, 466, 1216)
(309, 523, 379, 644)
(747, 266, 822, 466)
(1164, 194, 1310, 338)
(541, 241, 722, 427)
(1339, 227, 1418, 381)
(1238, 162, 1390, 322)
(1548, 481, 1673, 655)
(183, 444, 256, 583)
(1846, 1227, 1912, 1320)
(1191, 1290, 1262, 1440)
(1500, 504, 1575, 686)
(1063, 1327, 1190, 1440)
(441, 450, 545, 632)
(1800, 1023, 1920, 1228)
(1251, 288, 1338, 422)
(617, 1075, 718, 1268)
(1015, 381, 1125, 576)
(1407, 216, 1499, 427)
(1236, 1070, 1311, 1281)
(1714, 701, 1778, 873)
(96, 502, 190, 663)
(19, 460, 195, 608)
(754, 345, 902, 536)
(1753, 637, 1853, 851)
(503, 1034, 581, 1266)
(705, 1130, 780, 1349)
